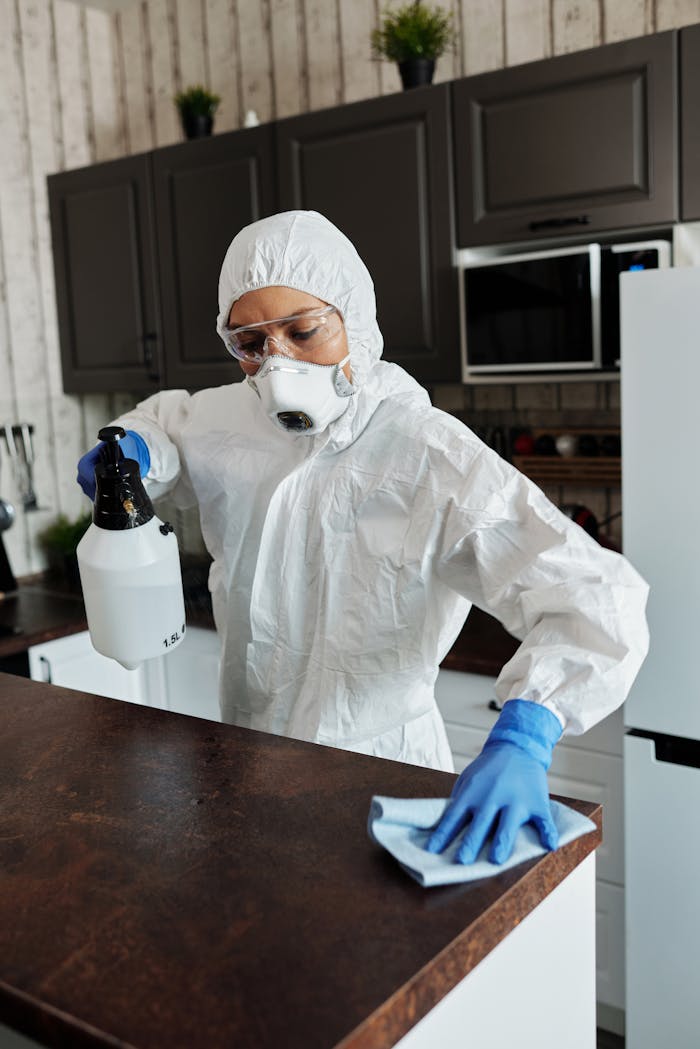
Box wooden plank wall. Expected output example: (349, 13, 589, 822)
(0, 0, 697, 574)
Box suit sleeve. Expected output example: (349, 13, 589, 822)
(113, 389, 197, 508)
(434, 438, 649, 736)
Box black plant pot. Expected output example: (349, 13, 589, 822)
(181, 112, 214, 140)
(398, 58, 435, 90)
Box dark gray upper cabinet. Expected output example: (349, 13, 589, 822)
(275, 84, 459, 384)
(453, 32, 678, 246)
(681, 24, 700, 220)
(48, 28, 687, 396)
(152, 126, 277, 389)
(48, 154, 162, 395)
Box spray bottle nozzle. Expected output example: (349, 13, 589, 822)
(93, 425, 154, 531)
(97, 426, 127, 470)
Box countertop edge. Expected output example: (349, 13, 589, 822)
(0, 980, 127, 1049)
(336, 802, 602, 1049)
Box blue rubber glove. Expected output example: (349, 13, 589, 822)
(76, 430, 151, 500)
(425, 699, 563, 865)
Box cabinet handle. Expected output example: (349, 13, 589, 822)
(39, 655, 52, 684)
(528, 215, 591, 232)
(487, 699, 503, 713)
(141, 333, 160, 382)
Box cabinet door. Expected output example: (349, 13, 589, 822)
(276, 85, 459, 384)
(48, 155, 162, 394)
(681, 24, 700, 220)
(152, 126, 277, 390)
(596, 881, 625, 1011)
(28, 631, 148, 704)
(453, 31, 677, 246)
(159, 625, 220, 720)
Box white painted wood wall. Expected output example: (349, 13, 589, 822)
(0, 0, 697, 576)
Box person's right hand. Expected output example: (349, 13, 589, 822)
(76, 430, 150, 500)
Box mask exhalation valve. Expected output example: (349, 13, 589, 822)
(277, 411, 313, 432)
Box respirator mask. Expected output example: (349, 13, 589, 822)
(249, 353, 353, 434)
(222, 304, 355, 435)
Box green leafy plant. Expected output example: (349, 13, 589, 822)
(38, 512, 92, 558)
(371, 1, 456, 62)
(174, 85, 221, 118)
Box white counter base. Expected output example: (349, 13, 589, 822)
(395, 853, 596, 1049)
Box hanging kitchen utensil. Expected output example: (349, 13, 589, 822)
(0, 498, 14, 532)
(19, 423, 37, 510)
(0, 533, 17, 594)
(1, 423, 39, 512)
(0, 432, 15, 534)
(0, 442, 17, 593)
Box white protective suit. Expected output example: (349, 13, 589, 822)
(115, 210, 649, 772)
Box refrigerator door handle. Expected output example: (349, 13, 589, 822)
(627, 728, 700, 770)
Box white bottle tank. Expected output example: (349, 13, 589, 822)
(77, 426, 185, 670)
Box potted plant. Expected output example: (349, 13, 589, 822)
(174, 85, 221, 140)
(38, 511, 92, 592)
(371, 1, 456, 90)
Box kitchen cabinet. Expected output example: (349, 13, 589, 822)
(452, 32, 677, 247)
(275, 84, 460, 384)
(152, 126, 276, 389)
(48, 28, 685, 393)
(49, 88, 459, 391)
(28, 629, 151, 703)
(680, 24, 700, 220)
(28, 626, 220, 719)
(48, 154, 162, 394)
(435, 668, 626, 1017)
(152, 624, 221, 720)
(48, 130, 275, 395)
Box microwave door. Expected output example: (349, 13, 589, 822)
(462, 245, 597, 373)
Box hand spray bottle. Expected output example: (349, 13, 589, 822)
(77, 426, 186, 670)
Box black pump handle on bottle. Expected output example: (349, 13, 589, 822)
(98, 426, 127, 469)
(92, 426, 155, 530)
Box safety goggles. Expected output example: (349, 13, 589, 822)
(222, 304, 343, 364)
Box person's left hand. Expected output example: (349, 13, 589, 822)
(426, 698, 562, 865)
(425, 696, 565, 866)
(425, 741, 558, 864)
(423, 734, 554, 864)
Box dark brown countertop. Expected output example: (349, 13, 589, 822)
(1, 575, 518, 678)
(0, 586, 87, 659)
(0, 672, 600, 1049)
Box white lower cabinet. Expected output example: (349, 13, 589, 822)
(435, 669, 626, 1023)
(595, 880, 625, 1016)
(396, 856, 597, 1049)
(29, 626, 221, 722)
(28, 631, 151, 704)
(148, 626, 221, 721)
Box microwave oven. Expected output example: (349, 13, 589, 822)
(457, 240, 671, 375)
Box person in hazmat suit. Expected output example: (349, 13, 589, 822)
(77, 211, 649, 866)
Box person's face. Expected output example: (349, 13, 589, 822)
(227, 286, 351, 381)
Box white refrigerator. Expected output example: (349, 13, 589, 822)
(621, 265, 700, 1049)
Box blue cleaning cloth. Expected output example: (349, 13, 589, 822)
(368, 796, 596, 887)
